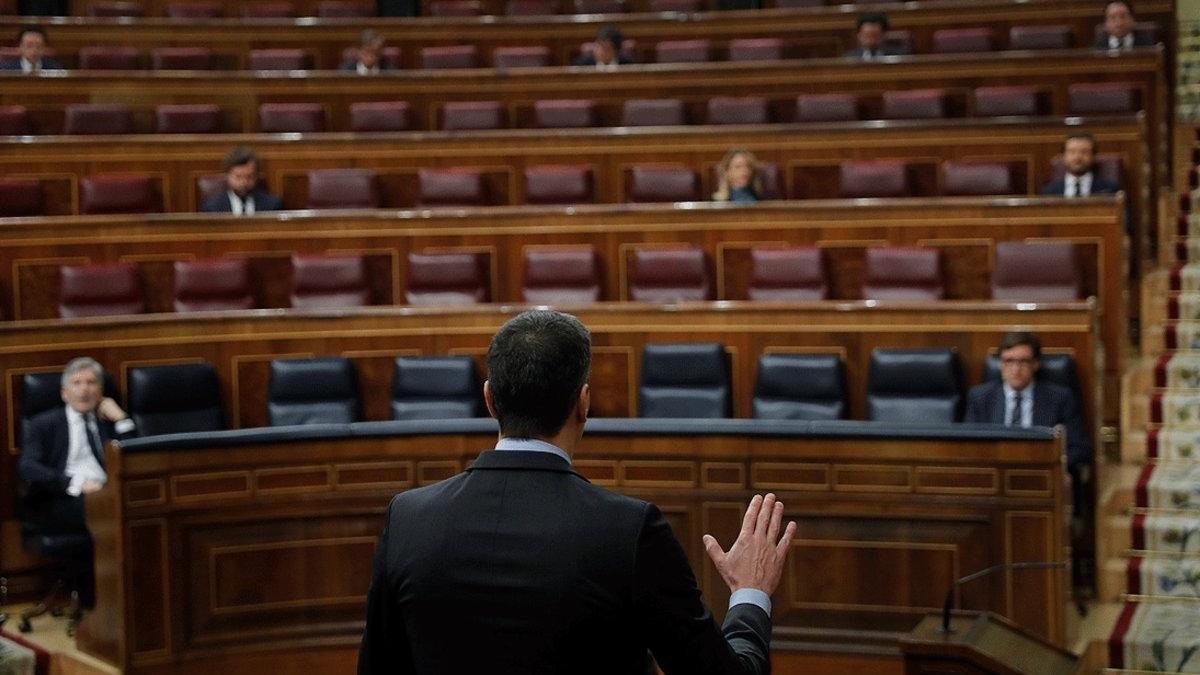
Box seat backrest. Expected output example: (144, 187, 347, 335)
(79, 174, 162, 214)
(572, 0, 624, 12)
(195, 173, 228, 206)
(747, 246, 827, 301)
(247, 48, 312, 70)
(638, 342, 730, 418)
(77, 46, 140, 69)
(258, 103, 326, 133)
(19, 370, 120, 449)
(521, 246, 601, 303)
(87, 0, 143, 14)
(241, 1, 296, 15)
(1093, 20, 1160, 45)
(428, 0, 483, 14)
(417, 168, 488, 206)
(405, 251, 489, 305)
(795, 94, 859, 122)
(154, 104, 222, 133)
(317, 0, 374, 15)
(267, 357, 359, 426)
(290, 254, 369, 308)
(58, 262, 146, 318)
(880, 89, 946, 120)
(533, 99, 597, 128)
(349, 101, 412, 132)
(621, 99, 686, 127)
(752, 353, 846, 420)
(627, 165, 700, 203)
(706, 96, 770, 125)
(306, 169, 380, 209)
(441, 101, 506, 131)
(128, 362, 225, 436)
(861, 246, 944, 301)
(151, 47, 213, 70)
(524, 165, 593, 205)
(838, 161, 909, 198)
(493, 46, 550, 68)
(940, 161, 1015, 196)
(1067, 82, 1140, 114)
(63, 104, 134, 135)
(654, 39, 712, 63)
(932, 27, 995, 53)
(0, 178, 44, 217)
(173, 258, 255, 312)
(982, 353, 1079, 394)
(1049, 154, 1123, 187)
(727, 38, 784, 61)
(391, 356, 482, 420)
(972, 86, 1043, 116)
(421, 45, 479, 69)
(505, 0, 557, 14)
(866, 348, 962, 423)
(165, 1, 223, 17)
(0, 105, 32, 135)
(1008, 25, 1074, 50)
(628, 246, 709, 302)
(991, 242, 1081, 301)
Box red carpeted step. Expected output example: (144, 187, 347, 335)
(1108, 601, 1139, 668)
(1134, 463, 1155, 508)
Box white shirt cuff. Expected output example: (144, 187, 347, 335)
(728, 588, 772, 616)
(66, 474, 84, 497)
(114, 418, 135, 435)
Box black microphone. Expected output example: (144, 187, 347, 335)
(940, 561, 1068, 634)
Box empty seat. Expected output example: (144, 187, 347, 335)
(861, 246, 944, 301)
(654, 39, 712, 63)
(524, 165, 593, 204)
(77, 46, 140, 69)
(428, 0, 482, 14)
(747, 246, 827, 301)
(418, 168, 488, 206)
(727, 38, 785, 61)
(621, 99, 686, 127)
(1067, 82, 1140, 114)
(79, 174, 162, 214)
(349, 101, 412, 132)
(866, 348, 962, 423)
(533, 99, 597, 128)
(931, 27, 995, 53)
(87, 0, 142, 14)
(638, 343, 730, 418)
(58, 263, 145, 318)
(505, 0, 557, 13)
(127, 363, 224, 436)
(991, 242, 1081, 301)
(705, 96, 770, 125)
(627, 165, 700, 203)
(441, 101, 506, 130)
(258, 103, 326, 133)
(0, 178, 43, 217)
(628, 246, 710, 302)
(0, 106, 31, 135)
(649, 0, 699, 10)
(795, 94, 859, 122)
(390, 356, 482, 420)
(940, 161, 1015, 196)
(1008, 25, 1073, 50)
(838, 161, 909, 198)
(267, 357, 359, 426)
(151, 47, 213, 70)
(421, 45, 479, 69)
(752, 353, 845, 420)
(521, 246, 601, 303)
(493, 46, 550, 68)
(572, 0, 624, 12)
(317, 0, 374, 15)
(306, 169, 380, 209)
(173, 258, 255, 312)
(241, 2, 296, 17)
(155, 104, 222, 133)
(289, 254, 370, 308)
(972, 86, 1042, 116)
(63, 104, 133, 135)
(248, 49, 312, 70)
(880, 89, 946, 120)
(165, 1, 222, 17)
(405, 251, 488, 305)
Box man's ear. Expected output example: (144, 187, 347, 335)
(483, 380, 499, 420)
(60, 388, 68, 404)
(576, 384, 590, 422)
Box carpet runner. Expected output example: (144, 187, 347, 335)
(1110, 601, 1200, 671)
(1127, 557, 1200, 598)
(1146, 430, 1200, 460)
(1135, 463, 1200, 511)
(1131, 513, 1200, 554)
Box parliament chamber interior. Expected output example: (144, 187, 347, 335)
(0, 0, 1196, 670)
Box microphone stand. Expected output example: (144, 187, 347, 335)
(940, 561, 1068, 634)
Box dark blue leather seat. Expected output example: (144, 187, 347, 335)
(391, 356, 483, 420)
(638, 343, 730, 418)
(866, 348, 962, 423)
(128, 363, 224, 436)
(752, 354, 846, 421)
(982, 353, 1079, 394)
(267, 358, 360, 426)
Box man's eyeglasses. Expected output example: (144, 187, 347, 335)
(1000, 358, 1037, 368)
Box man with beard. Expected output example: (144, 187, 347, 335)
(200, 146, 284, 214)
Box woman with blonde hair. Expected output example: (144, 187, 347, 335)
(712, 148, 764, 203)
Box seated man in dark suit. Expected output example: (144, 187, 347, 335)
(358, 310, 796, 674)
(1093, 0, 1155, 50)
(1039, 132, 1121, 197)
(572, 25, 634, 68)
(199, 146, 284, 214)
(339, 29, 389, 75)
(0, 26, 64, 72)
(843, 12, 907, 60)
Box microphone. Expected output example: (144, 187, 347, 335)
(940, 561, 1068, 634)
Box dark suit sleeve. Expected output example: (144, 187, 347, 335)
(1039, 180, 1062, 196)
(634, 503, 770, 675)
(19, 415, 70, 495)
(198, 193, 226, 213)
(358, 497, 414, 675)
(963, 388, 987, 423)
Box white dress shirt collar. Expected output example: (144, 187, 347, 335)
(1108, 34, 1134, 50)
(1065, 172, 1093, 197)
(227, 190, 255, 215)
(494, 437, 571, 465)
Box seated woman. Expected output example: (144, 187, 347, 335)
(712, 149, 763, 204)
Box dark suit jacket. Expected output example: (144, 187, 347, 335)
(964, 380, 1092, 470)
(199, 188, 283, 213)
(0, 57, 65, 71)
(358, 450, 772, 675)
(842, 45, 908, 59)
(338, 61, 391, 72)
(1092, 32, 1156, 50)
(1038, 174, 1121, 197)
(572, 54, 635, 66)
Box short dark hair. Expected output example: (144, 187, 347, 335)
(856, 12, 889, 32)
(16, 26, 47, 44)
(1064, 131, 1098, 153)
(595, 25, 623, 48)
(1105, 0, 1133, 14)
(999, 331, 1042, 361)
(487, 310, 591, 439)
(222, 146, 259, 172)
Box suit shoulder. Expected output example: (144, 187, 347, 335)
(967, 380, 1001, 400)
(198, 193, 225, 212)
(29, 407, 66, 428)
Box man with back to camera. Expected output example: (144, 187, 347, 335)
(1039, 131, 1120, 197)
(843, 12, 908, 60)
(1093, 0, 1155, 51)
(200, 146, 284, 214)
(358, 309, 797, 674)
(1, 26, 64, 72)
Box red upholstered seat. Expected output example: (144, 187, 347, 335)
(705, 96, 770, 125)
(63, 104, 133, 135)
(655, 39, 712, 63)
(522, 246, 601, 303)
(421, 45, 479, 69)
(931, 27, 995, 53)
(418, 168, 487, 206)
(79, 174, 162, 214)
(248, 49, 312, 70)
(306, 169, 380, 209)
(1009, 25, 1073, 50)
(747, 246, 827, 301)
(151, 47, 213, 70)
(87, 1, 143, 16)
(795, 94, 858, 122)
(195, 173, 228, 206)
(880, 89, 946, 120)
(317, 0, 374, 15)
(505, 0, 556, 13)
(0, 106, 32, 135)
(493, 46, 550, 68)
(838, 161, 910, 198)
(940, 161, 1015, 196)
(727, 38, 784, 61)
(572, 0, 623, 12)
(258, 103, 326, 133)
(628, 165, 700, 203)
(649, 0, 699, 11)
(173, 258, 255, 312)
(1093, 21, 1160, 46)
(1067, 82, 1140, 114)
(58, 263, 145, 318)
(428, 0, 483, 14)
(884, 30, 912, 54)
(290, 255, 370, 308)
(524, 165, 593, 204)
(621, 99, 686, 126)
(861, 247, 944, 301)
(0, 178, 44, 217)
(441, 101, 506, 131)
(165, 1, 222, 17)
(991, 242, 1080, 301)
(628, 246, 710, 302)
(972, 86, 1042, 116)
(405, 251, 489, 305)
(241, 2, 296, 17)
(78, 46, 140, 69)
(1049, 154, 1123, 187)
(155, 104, 222, 133)
(533, 99, 597, 128)
(349, 101, 412, 132)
